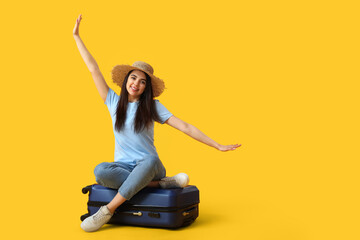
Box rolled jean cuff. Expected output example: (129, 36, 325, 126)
(118, 188, 131, 201)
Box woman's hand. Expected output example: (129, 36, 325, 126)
(73, 14, 82, 37)
(217, 144, 242, 152)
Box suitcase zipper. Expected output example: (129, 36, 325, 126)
(182, 206, 197, 216)
(88, 200, 198, 213)
(121, 211, 143, 216)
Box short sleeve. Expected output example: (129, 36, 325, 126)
(105, 88, 119, 113)
(155, 99, 173, 124)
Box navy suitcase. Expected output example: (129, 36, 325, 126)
(81, 184, 200, 228)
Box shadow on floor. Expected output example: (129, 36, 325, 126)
(98, 211, 223, 232)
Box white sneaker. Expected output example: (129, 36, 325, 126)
(159, 173, 190, 189)
(81, 205, 113, 232)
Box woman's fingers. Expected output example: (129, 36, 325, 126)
(77, 14, 82, 25)
(229, 144, 241, 150)
(73, 14, 82, 36)
(218, 144, 242, 151)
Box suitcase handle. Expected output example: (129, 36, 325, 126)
(82, 185, 93, 194)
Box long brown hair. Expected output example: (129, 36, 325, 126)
(114, 70, 162, 133)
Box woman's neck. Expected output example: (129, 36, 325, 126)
(128, 96, 139, 103)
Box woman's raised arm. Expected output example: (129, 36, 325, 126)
(165, 115, 242, 152)
(73, 14, 109, 102)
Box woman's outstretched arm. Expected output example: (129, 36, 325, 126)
(165, 115, 241, 152)
(73, 14, 109, 102)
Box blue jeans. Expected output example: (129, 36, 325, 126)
(94, 155, 166, 200)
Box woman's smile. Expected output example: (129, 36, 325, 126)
(131, 85, 139, 91)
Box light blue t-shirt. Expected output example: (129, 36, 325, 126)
(105, 88, 173, 169)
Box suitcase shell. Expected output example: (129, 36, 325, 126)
(81, 184, 200, 228)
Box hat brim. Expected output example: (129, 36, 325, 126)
(111, 64, 165, 98)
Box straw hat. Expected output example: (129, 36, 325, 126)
(111, 61, 165, 97)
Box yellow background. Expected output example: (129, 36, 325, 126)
(0, 0, 359, 239)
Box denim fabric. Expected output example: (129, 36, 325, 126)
(94, 156, 166, 200)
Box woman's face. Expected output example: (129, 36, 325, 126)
(126, 70, 147, 102)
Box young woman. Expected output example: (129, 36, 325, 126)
(73, 14, 241, 232)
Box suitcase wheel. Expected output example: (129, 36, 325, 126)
(80, 213, 90, 221)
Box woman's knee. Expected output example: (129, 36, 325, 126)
(94, 162, 111, 181)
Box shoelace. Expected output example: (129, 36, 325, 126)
(93, 208, 111, 222)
